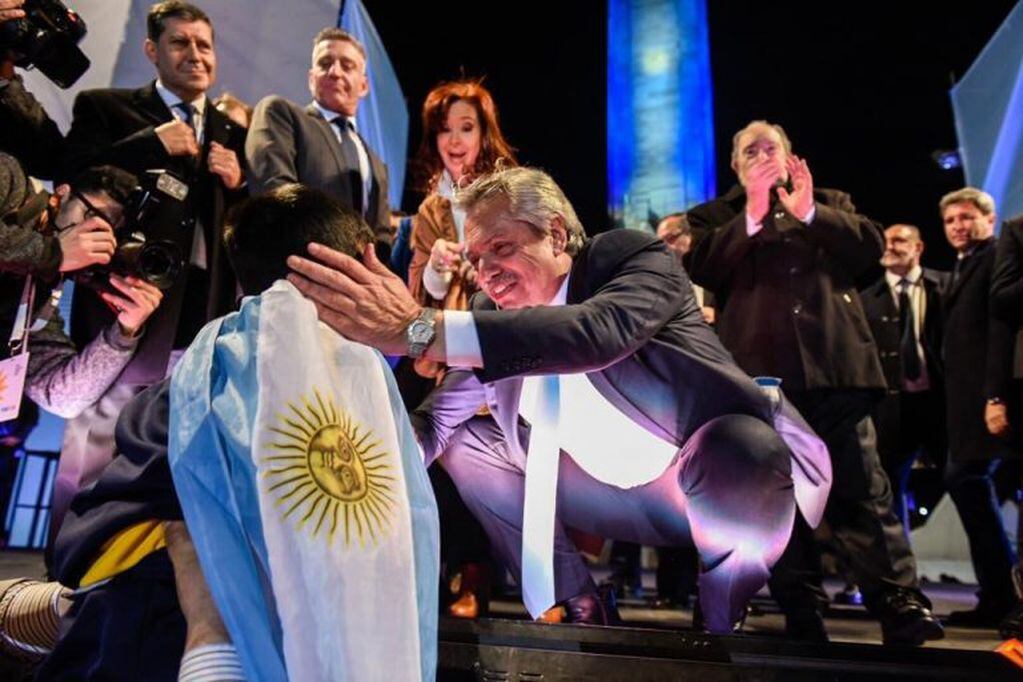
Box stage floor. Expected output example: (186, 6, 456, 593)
(1, 550, 1016, 680)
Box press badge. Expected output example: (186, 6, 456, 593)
(2, 276, 35, 421)
(0, 352, 29, 421)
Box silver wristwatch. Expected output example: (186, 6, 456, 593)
(406, 308, 438, 358)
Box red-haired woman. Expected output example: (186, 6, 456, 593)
(407, 81, 516, 620)
(408, 80, 517, 367)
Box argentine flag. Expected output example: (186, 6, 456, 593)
(168, 280, 439, 681)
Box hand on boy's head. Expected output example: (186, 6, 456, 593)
(286, 242, 420, 355)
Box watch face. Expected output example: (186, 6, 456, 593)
(409, 320, 433, 343)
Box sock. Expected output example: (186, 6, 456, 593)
(178, 642, 245, 681)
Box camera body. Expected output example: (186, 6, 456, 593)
(0, 0, 89, 88)
(111, 170, 192, 290)
(76, 170, 192, 292)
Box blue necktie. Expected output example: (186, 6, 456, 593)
(331, 117, 365, 215)
(898, 279, 921, 382)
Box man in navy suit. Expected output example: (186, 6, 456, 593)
(286, 166, 834, 635)
(54, 0, 247, 538)
(245, 27, 390, 242)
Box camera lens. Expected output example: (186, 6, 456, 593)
(138, 241, 183, 290)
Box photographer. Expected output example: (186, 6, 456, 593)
(0, 0, 66, 179)
(1, 157, 162, 419)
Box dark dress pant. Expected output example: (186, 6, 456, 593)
(439, 412, 797, 633)
(944, 459, 1017, 607)
(769, 389, 921, 614)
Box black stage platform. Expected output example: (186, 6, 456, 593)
(437, 616, 1019, 681)
(2, 551, 1021, 680)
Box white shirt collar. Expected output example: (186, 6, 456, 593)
(437, 170, 456, 199)
(885, 264, 922, 288)
(313, 101, 358, 132)
(549, 273, 570, 306)
(155, 80, 206, 117)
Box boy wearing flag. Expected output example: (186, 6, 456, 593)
(21, 184, 439, 681)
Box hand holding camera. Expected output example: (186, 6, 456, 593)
(0, 0, 25, 24)
(57, 217, 116, 273)
(99, 274, 162, 338)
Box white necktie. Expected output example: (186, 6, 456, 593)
(520, 374, 560, 618)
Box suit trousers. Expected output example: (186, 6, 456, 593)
(438, 412, 796, 633)
(874, 388, 947, 531)
(769, 389, 920, 614)
(944, 459, 1017, 607)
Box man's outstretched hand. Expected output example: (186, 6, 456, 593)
(287, 243, 421, 356)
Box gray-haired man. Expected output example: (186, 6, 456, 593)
(286, 166, 833, 634)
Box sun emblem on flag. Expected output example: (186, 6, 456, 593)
(0, 370, 7, 395)
(263, 389, 396, 547)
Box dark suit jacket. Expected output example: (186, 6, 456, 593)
(0, 74, 65, 179)
(60, 81, 247, 384)
(245, 95, 390, 240)
(943, 238, 1018, 461)
(413, 229, 831, 527)
(861, 268, 947, 456)
(992, 215, 1023, 379)
(861, 268, 947, 394)
(686, 184, 886, 393)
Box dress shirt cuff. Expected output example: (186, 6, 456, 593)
(799, 204, 817, 225)
(443, 310, 484, 368)
(745, 212, 763, 237)
(422, 264, 452, 300)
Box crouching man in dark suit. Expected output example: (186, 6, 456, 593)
(860, 224, 947, 531)
(287, 165, 834, 635)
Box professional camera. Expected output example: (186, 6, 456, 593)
(75, 170, 191, 292)
(109, 170, 192, 290)
(0, 0, 89, 88)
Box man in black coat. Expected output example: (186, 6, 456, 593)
(286, 166, 835, 636)
(51, 1, 246, 538)
(686, 120, 940, 645)
(990, 213, 1023, 638)
(939, 188, 1019, 627)
(860, 224, 947, 530)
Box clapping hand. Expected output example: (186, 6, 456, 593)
(777, 155, 815, 222)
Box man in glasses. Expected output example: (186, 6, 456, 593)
(0, 158, 162, 558)
(0, 159, 163, 419)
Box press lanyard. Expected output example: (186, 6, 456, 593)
(8, 276, 35, 356)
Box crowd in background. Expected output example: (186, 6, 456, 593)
(0, 0, 1022, 678)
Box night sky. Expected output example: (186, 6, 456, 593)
(368, 0, 1017, 270)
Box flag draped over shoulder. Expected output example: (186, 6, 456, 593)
(168, 280, 439, 682)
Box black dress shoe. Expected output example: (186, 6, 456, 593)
(945, 603, 1013, 628)
(876, 590, 944, 646)
(832, 583, 864, 607)
(649, 594, 688, 610)
(783, 607, 829, 643)
(999, 601, 1023, 639)
(563, 584, 621, 626)
(691, 598, 751, 635)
